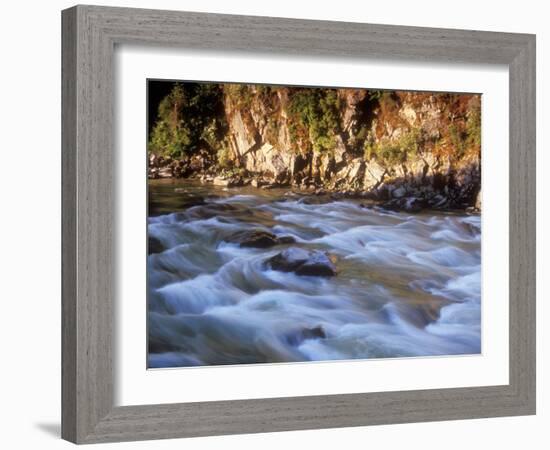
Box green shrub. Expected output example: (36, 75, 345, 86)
(363, 127, 422, 166)
(216, 142, 233, 169)
(224, 84, 254, 108)
(287, 89, 342, 154)
(148, 83, 225, 158)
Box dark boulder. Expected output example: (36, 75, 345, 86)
(172, 160, 192, 178)
(302, 325, 326, 340)
(286, 325, 327, 346)
(277, 236, 296, 245)
(148, 236, 165, 255)
(226, 230, 296, 248)
(383, 196, 426, 213)
(266, 247, 337, 277)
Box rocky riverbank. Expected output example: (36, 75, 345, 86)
(148, 152, 481, 213)
(148, 84, 482, 213)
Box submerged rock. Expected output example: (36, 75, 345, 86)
(298, 195, 332, 205)
(148, 236, 165, 254)
(302, 325, 326, 340)
(286, 325, 327, 346)
(266, 247, 337, 277)
(178, 195, 206, 209)
(226, 230, 296, 248)
(277, 236, 296, 245)
(383, 196, 426, 213)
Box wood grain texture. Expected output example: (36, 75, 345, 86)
(508, 36, 536, 408)
(61, 4, 536, 444)
(61, 6, 77, 443)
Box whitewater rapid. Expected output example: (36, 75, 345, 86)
(147, 182, 481, 368)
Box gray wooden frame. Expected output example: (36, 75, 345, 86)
(62, 4, 536, 444)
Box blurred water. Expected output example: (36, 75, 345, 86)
(147, 180, 481, 368)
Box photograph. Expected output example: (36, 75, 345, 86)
(146, 81, 482, 368)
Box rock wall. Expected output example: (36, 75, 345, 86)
(148, 84, 482, 211)
(221, 87, 481, 210)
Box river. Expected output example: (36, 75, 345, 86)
(147, 179, 481, 368)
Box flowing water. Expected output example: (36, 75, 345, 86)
(147, 180, 481, 368)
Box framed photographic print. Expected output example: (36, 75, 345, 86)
(62, 5, 536, 444)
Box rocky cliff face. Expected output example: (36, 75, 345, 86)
(148, 83, 481, 211)
(219, 87, 481, 210)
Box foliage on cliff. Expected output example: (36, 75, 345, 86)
(287, 89, 342, 154)
(148, 83, 226, 158)
(363, 91, 481, 165)
(148, 82, 481, 169)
